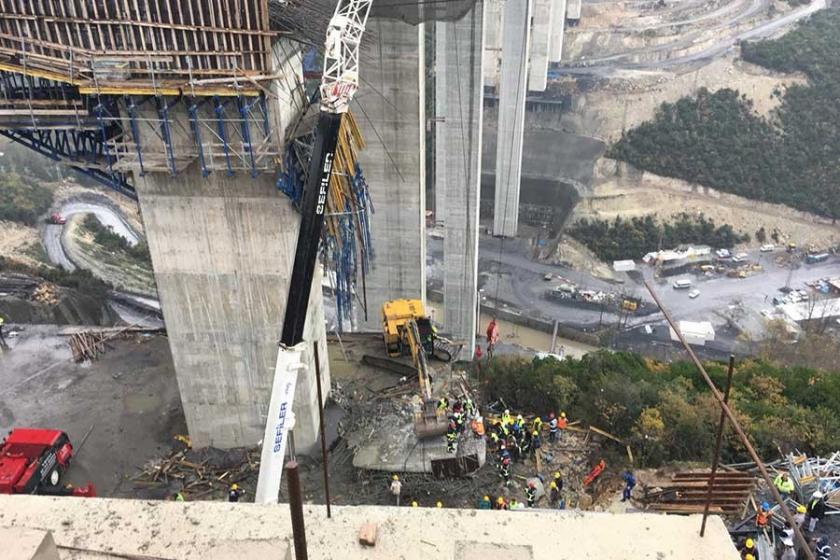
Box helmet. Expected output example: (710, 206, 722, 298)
(560, 412, 566, 418)
(483, 495, 490, 501)
(392, 474, 399, 481)
(517, 415, 523, 421)
(797, 505, 807, 513)
(231, 484, 239, 491)
(411, 501, 419, 507)
(745, 555, 754, 560)
(436, 501, 443, 508)
(761, 501, 769, 511)
(504, 409, 510, 415)
(745, 538, 754, 548)
(549, 481, 557, 489)
(781, 537, 794, 548)
(554, 471, 562, 479)
(497, 496, 505, 504)
(532, 431, 539, 436)
(814, 490, 824, 499)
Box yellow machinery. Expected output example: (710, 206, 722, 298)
(381, 300, 451, 437)
(381, 299, 435, 400)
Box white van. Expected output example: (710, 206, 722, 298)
(673, 278, 692, 290)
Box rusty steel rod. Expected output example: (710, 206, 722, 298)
(644, 281, 815, 560)
(286, 461, 309, 560)
(700, 354, 735, 537)
(313, 341, 332, 518)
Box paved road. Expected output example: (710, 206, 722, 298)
(43, 198, 141, 272)
(558, 0, 826, 75)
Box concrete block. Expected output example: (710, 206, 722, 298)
(1, 527, 60, 560)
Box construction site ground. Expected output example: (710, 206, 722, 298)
(0, 327, 185, 496)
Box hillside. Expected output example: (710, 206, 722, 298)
(608, 8, 840, 220)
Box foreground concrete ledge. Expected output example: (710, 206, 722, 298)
(0, 495, 739, 559)
(2, 527, 60, 560)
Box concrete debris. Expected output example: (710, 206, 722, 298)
(358, 522, 378, 546)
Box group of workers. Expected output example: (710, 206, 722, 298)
(739, 479, 832, 560)
(440, 395, 482, 454)
(489, 409, 563, 485)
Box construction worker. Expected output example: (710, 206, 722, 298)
(473, 345, 482, 376)
(489, 429, 500, 448)
(553, 471, 564, 492)
(548, 412, 558, 442)
(498, 442, 510, 462)
(557, 412, 568, 440)
(815, 535, 831, 560)
(499, 456, 511, 485)
(437, 396, 449, 413)
(755, 502, 771, 529)
(549, 480, 560, 505)
(740, 538, 757, 559)
(532, 415, 543, 435)
(464, 397, 475, 418)
(390, 474, 402, 506)
(509, 498, 525, 510)
(774, 472, 795, 499)
(794, 504, 807, 528)
(494, 496, 509, 510)
(501, 409, 512, 427)
(622, 470, 636, 502)
(525, 481, 537, 508)
(531, 430, 541, 460)
(508, 434, 522, 463)
(806, 491, 827, 532)
(478, 495, 492, 510)
(228, 483, 244, 503)
(0, 315, 5, 344)
(446, 421, 457, 453)
(436, 501, 443, 508)
(411, 500, 419, 507)
(486, 316, 499, 358)
(514, 415, 525, 431)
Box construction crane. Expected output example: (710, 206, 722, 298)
(255, 0, 373, 504)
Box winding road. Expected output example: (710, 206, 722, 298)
(43, 198, 140, 272)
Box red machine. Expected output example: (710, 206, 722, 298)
(49, 213, 66, 225)
(0, 428, 95, 497)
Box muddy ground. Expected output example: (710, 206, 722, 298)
(0, 327, 185, 495)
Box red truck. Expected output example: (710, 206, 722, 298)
(48, 213, 66, 225)
(0, 428, 95, 496)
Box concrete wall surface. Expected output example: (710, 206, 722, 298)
(528, 0, 554, 92)
(3, 527, 59, 560)
(0, 495, 741, 560)
(135, 167, 329, 452)
(435, 3, 486, 350)
(353, 18, 426, 331)
(493, 0, 533, 237)
(549, 0, 568, 62)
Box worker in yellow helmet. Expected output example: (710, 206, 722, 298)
(389, 474, 402, 506)
(410, 500, 419, 507)
(740, 538, 757, 559)
(478, 495, 492, 509)
(228, 483, 244, 502)
(436, 501, 443, 508)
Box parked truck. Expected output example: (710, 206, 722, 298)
(0, 428, 95, 496)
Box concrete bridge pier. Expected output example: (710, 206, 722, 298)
(134, 167, 329, 451)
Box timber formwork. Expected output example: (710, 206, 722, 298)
(0, 0, 276, 96)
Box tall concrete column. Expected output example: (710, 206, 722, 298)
(435, 3, 486, 350)
(529, 0, 554, 92)
(549, 0, 568, 62)
(126, 40, 329, 451)
(483, 0, 503, 88)
(135, 169, 329, 451)
(353, 18, 426, 329)
(493, 0, 533, 238)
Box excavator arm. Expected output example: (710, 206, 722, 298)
(405, 320, 433, 401)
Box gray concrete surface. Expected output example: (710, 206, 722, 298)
(0, 495, 742, 559)
(353, 18, 426, 329)
(3, 527, 59, 560)
(435, 3, 485, 350)
(0, 328, 185, 496)
(529, 0, 555, 92)
(549, 0, 567, 62)
(493, 0, 532, 237)
(134, 165, 330, 452)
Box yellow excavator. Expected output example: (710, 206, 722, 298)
(381, 299, 452, 437)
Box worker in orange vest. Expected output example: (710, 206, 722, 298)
(756, 501, 772, 529)
(557, 412, 568, 440)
